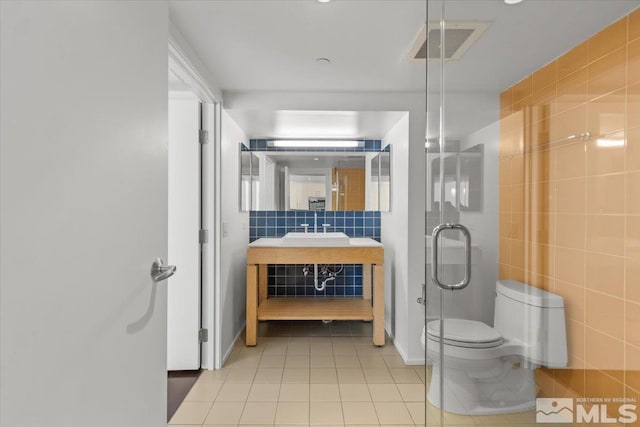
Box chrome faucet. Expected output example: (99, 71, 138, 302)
(313, 211, 318, 233)
(300, 224, 310, 233)
(322, 224, 331, 233)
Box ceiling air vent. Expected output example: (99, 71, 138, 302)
(406, 21, 489, 62)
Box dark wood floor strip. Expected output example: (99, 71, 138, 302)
(167, 370, 201, 422)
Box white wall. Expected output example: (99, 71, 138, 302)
(220, 110, 250, 362)
(379, 113, 428, 364)
(381, 114, 410, 347)
(1, 2, 169, 426)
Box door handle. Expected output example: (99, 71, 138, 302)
(151, 258, 176, 283)
(431, 223, 471, 290)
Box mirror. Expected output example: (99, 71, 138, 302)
(368, 147, 391, 211)
(239, 143, 391, 212)
(427, 143, 483, 212)
(240, 145, 251, 211)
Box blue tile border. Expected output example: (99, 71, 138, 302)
(250, 210, 380, 242)
(249, 210, 381, 297)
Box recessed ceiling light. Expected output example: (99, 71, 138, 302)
(315, 57, 332, 65)
(504, 0, 523, 4)
(317, 0, 332, 3)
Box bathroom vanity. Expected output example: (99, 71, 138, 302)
(245, 235, 384, 346)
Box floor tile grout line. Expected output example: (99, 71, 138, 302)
(175, 327, 445, 427)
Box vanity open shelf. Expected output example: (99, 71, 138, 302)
(257, 297, 374, 321)
(246, 237, 384, 346)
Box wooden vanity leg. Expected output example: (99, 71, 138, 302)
(258, 264, 268, 305)
(246, 264, 258, 346)
(362, 264, 371, 301)
(373, 264, 385, 346)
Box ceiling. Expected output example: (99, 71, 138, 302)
(228, 110, 408, 139)
(169, 0, 639, 138)
(170, 0, 638, 93)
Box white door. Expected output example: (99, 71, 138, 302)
(1, 2, 169, 426)
(168, 94, 202, 370)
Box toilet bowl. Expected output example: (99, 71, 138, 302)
(422, 280, 567, 416)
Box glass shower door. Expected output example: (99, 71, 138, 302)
(425, 0, 537, 419)
(424, 1, 639, 425)
(424, 0, 540, 422)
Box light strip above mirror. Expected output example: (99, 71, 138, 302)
(269, 140, 363, 148)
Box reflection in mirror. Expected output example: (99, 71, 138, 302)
(379, 148, 391, 211)
(367, 145, 391, 212)
(250, 152, 261, 209)
(239, 142, 392, 211)
(369, 154, 380, 210)
(332, 163, 365, 211)
(239, 143, 262, 211)
(284, 155, 365, 211)
(427, 142, 483, 214)
(288, 173, 327, 210)
(458, 145, 483, 210)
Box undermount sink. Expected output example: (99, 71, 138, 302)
(282, 232, 350, 246)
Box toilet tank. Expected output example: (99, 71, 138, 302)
(493, 280, 567, 368)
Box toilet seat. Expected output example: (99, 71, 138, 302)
(426, 319, 504, 349)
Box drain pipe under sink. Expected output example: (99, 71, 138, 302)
(314, 264, 329, 291)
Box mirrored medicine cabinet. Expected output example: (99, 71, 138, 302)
(239, 143, 391, 212)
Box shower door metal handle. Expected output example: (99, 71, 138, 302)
(417, 283, 426, 305)
(431, 223, 472, 290)
(150, 258, 176, 283)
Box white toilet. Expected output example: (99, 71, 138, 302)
(422, 279, 567, 415)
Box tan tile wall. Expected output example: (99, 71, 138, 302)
(499, 8, 640, 404)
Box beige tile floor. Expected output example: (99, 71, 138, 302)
(169, 324, 541, 426)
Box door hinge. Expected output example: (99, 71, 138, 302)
(199, 229, 208, 244)
(199, 328, 209, 343)
(199, 129, 209, 145)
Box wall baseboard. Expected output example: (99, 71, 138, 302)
(402, 356, 427, 365)
(394, 340, 427, 366)
(219, 324, 428, 366)
(221, 322, 246, 367)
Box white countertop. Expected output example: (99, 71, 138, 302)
(249, 237, 383, 248)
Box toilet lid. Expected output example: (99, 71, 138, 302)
(426, 319, 503, 348)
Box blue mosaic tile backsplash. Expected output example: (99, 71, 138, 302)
(249, 211, 381, 297)
(249, 139, 383, 152)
